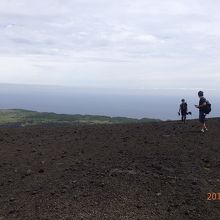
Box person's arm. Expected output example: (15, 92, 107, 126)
(199, 102, 207, 108)
(195, 102, 206, 109)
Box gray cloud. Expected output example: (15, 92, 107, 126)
(0, 0, 220, 89)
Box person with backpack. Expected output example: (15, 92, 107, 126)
(195, 91, 211, 133)
(178, 99, 188, 123)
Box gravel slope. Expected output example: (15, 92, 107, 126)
(0, 119, 219, 219)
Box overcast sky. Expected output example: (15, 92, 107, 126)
(0, 0, 220, 90)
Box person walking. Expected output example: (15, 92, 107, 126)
(195, 91, 210, 133)
(178, 99, 188, 123)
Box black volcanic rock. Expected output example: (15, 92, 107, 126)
(0, 119, 219, 219)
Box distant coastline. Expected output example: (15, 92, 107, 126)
(0, 83, 219, 120)
(0, 109, 160, 127)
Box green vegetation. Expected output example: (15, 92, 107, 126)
(0, 109, 160, 126)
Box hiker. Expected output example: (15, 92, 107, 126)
(195, 91, 211, 133)
(178, 99, 188, 123)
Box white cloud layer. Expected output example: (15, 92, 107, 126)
(0, 0, 220, 89)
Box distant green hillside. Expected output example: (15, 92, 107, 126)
(0, 109, 160, 126)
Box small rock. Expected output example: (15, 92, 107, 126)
(9, 197, 16, 202)
(26, 169, 33, 176)
(31, 191, 38, 195)
(156, 192, 162, 196)
(9, 209, 16, 214)
(82, 193, 89, 197)
(201, 158, 209, 163)
(100, 182, 105, 187)
(192, 181, 197, 185)
(38, 169, 44, 173)
(136, 204, 142, 209)
(184, 210, 190, 215)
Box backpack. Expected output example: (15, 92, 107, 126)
(204, 100, 211, 114)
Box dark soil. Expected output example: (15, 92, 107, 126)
(0, 119, 219, 220)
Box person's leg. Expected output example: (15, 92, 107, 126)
(181, 111, 186, 123)
(183, 115, 186, 123)
(202, 122, 208, 131)
(203, 115, 208, 130)
(199, 112, 206, 132)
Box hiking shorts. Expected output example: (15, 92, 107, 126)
(199, 111, 206, 123)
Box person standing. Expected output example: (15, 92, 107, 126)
(195, 91, 208, 133)
(178, 99, 188, 123)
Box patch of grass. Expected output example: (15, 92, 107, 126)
(0, 109, 160, 126)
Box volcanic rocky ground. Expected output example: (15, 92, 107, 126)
(0, 119, 220, 220)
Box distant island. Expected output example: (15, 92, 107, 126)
(0, 109, 160, 126)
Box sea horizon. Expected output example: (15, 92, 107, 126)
(0, 83, 219, 121)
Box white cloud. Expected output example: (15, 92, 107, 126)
(0, 0, 220, 90)
(135, 34, 163, 44)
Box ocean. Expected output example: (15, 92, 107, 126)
(0, 84, 219, 120)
